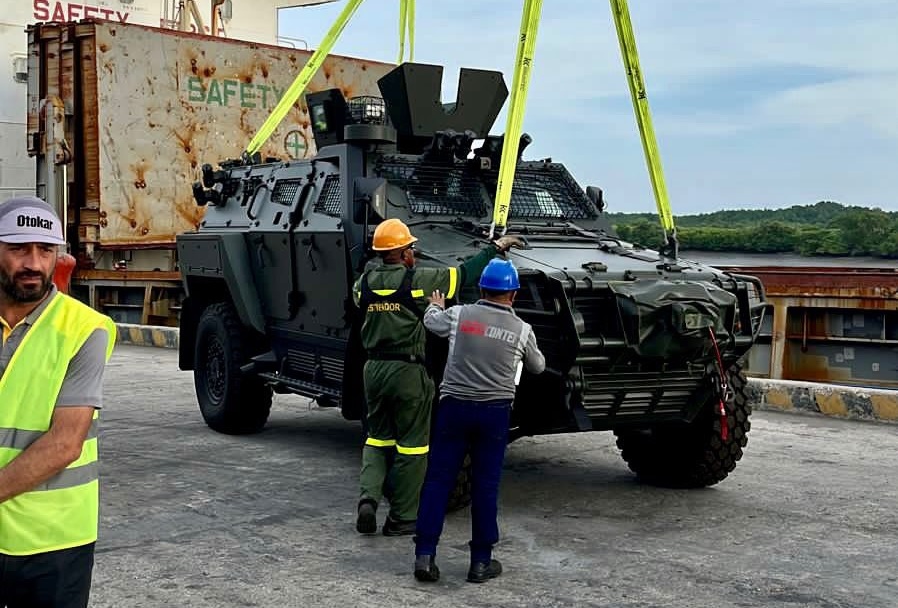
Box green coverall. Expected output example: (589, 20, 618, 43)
(353, 245, 498, 522)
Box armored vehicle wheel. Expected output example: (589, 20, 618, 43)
(194, 302, 273, 435)
(613, 363, 751, 488)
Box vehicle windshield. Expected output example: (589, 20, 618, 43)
(375, 156, 599, 221)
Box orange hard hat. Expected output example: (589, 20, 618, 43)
(372, 218, 418, 251)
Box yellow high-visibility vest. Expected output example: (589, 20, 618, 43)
(0, 292, 116, 555)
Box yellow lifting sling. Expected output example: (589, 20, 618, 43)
(489, 0, 543, 238)
(245, 0, 416, 158)
(609, 0, 678, 256)
(244, 0, 678, 253)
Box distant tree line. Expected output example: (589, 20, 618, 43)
(608, 201, 898, 258)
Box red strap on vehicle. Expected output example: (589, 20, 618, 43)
(708, 327, 729, 442)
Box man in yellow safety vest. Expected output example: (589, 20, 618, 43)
(0, 197, 116, 608)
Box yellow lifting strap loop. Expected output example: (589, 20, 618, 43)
(397, 0, 416, 64)
(490, 0, 544, 239)
(245, 0, 366, 156)
(609, 0, 676, 236)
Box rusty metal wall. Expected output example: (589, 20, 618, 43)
(29, 19, 392, 250)
(719, 266, 898, 302)
(721, 265, 898, 388)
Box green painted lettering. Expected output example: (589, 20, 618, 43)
(257, 84, 270, 108)
(271, 85, 286, 104)
(239, 82, 256, 108)
(222, 80, 238, 106)
(187, 76, 205, 103)
(206, 79, 223, 105)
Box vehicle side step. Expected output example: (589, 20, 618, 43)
(257, 372, 342, 406)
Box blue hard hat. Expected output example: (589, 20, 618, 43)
(478, 259, 520, 291)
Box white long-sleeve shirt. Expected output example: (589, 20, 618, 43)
(424, 299, 545, 402)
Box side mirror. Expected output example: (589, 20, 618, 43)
(353, 177, 387, 224)
(586, 186, 605, 212)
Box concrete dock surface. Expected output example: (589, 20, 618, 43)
(90, 345, 898, 607)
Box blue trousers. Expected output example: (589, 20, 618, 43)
(415, 395, 511, 563)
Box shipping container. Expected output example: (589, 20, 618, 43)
(717, 264, 898, 388)
(3, 1, 337, 203)
(27, 19, 391, 325)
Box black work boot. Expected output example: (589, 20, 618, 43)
(414, 555, 440, 582)
(356, 500, 377, 534)
(466, 558, 502, 583)
(382, 516, 416, 536)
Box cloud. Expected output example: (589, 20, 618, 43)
(278, 1, 898, 213)
(756, 74, 898, 138)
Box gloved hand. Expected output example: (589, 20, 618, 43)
(493, 235, 525, 253)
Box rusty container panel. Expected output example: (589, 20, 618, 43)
(76, 22, 102, 217)
(720, 266, 898, 302)
(732, 266, 898, 387)
(33, 20, 393, 248)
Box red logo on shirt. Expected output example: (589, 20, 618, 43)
(459, 320, 487, 336)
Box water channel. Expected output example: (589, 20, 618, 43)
(679, 251, 897, 269)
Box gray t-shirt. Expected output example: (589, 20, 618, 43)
(424, 299, 545, 402)
(0, 286, 108, 408)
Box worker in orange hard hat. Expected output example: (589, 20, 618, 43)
(370, 218, 417, 251)
(352, 218, 524, 536)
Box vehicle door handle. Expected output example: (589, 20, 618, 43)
(302, 235, 318, 271)
(252, 235, 268, 268)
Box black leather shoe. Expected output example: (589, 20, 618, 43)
(466, 559, 502, 583)
(414, 555, 440, 582)
(382, 517, 416, 537)
(356, 500, 377, 534)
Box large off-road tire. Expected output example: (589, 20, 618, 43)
(613, 362, 751, 488)
(194, 302, 272, 435)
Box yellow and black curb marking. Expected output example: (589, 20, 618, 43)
(115, 323, 179, 350)
(114, 325, 897, 424)
(748, 379, 898, 424)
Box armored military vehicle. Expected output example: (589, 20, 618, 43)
(177, 62, 767, 488)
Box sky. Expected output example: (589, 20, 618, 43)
(278, 0, 898, 215)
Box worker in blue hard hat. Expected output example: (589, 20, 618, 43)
(353, 219, 525, 537)
(412, 258, 545, 584)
